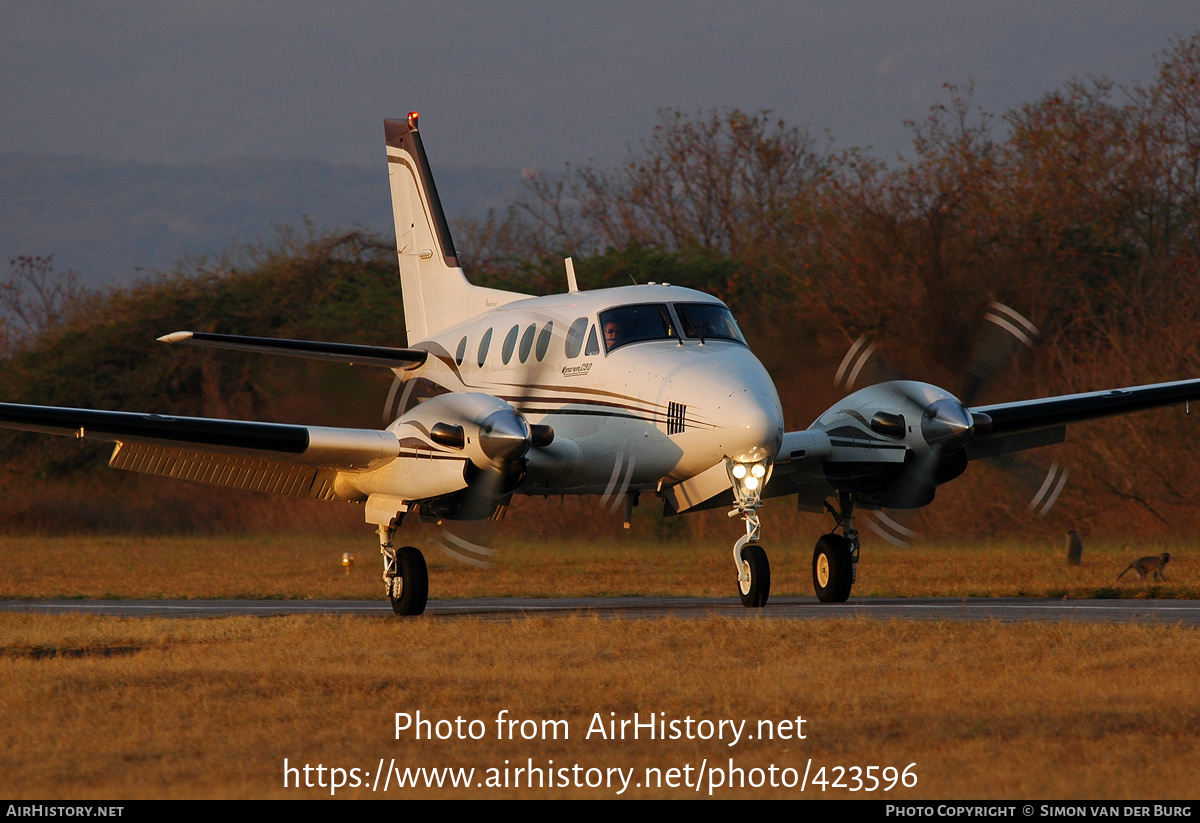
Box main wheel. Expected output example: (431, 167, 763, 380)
(737, 544, 771, 608)
(389, 546, 428, 616)
(812, 534, 853, 603)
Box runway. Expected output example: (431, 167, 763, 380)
(4, 596, 1200, 624)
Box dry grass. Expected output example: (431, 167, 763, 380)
(0, 531, 1193, 601)
(2, 532, 1194, 799)
(0, 615, 1197, 799)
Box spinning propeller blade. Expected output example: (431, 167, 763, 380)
(961, 301, 1040, 406)
(835, 301, 1065, 525)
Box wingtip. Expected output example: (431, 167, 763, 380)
(158, 331, 193, 344)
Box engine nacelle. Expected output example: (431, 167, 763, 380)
(812, 381, 976, 509)
(391, 392, 533, 470)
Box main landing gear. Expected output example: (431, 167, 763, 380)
(815, 491, 859, 603)
(379, 522, 428, 616)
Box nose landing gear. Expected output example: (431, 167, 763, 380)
(736, 541, 770, 607)
(728, 457, 772, 608)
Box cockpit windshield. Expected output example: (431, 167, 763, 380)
(599, 304, 678, 352)
(597, 302, 747, 353)
(674, 302, 746, 344)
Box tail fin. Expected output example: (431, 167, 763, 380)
(385, 113, 525, 344)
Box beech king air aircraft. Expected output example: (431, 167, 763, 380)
(3, 111, 1200, 615)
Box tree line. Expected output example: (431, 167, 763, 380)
(2, 33, 1198, 535)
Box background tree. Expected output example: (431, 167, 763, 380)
(0, 256, 91, 356)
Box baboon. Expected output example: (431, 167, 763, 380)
(1065, 530, 1082, 566)
(1116, 553, 1171, 582)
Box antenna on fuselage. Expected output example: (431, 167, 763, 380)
(565, 257, 579, 293)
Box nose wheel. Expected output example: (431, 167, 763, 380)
(737, 543, 771, 607)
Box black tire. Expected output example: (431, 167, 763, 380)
(737, 544, 771, 608)
(812, 534, 853, 603)
(389, 546, 428, 616)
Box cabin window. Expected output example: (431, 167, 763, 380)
(519, 324, 536, 363)
(674, 302, 746, 344)
(565, 317, 588, 358)
(455, 337, 467, 366)
(535, 322, 553, 361)
(598, 303, 677, 352)
(585, 325, 600, 356)
(502, 324, 519, 365)
(477, 328, 493, 367)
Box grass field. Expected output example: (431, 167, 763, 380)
(0, 530, 1194, 601)
(0, 532, 1196, 799)
(1, 615, 1198, 799)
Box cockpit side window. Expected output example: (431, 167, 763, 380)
(674, 302, 747, 344)
(585, 324, 600, 356)
(598, 304, 677, 353)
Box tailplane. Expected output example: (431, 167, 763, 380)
(385, 114, 525, 343)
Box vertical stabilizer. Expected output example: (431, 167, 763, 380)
(385, 115, 528, 343)
(385, 114, 472, 343)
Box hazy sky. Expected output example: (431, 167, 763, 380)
(3, 2, 1198, 171)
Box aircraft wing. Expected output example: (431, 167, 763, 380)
(762, 377, 1200, 509)
(0, 402, 400, 500)
(968, 377, 1200, 459)
(158, 331, 427, 369)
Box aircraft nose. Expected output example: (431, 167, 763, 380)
(718, 388, 784, 463)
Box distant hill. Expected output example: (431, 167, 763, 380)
(0, 153, 525, 286)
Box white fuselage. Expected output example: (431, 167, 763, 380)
(395, 283, 785, 496)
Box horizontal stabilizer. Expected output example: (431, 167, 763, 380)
(158, 331, 427, 369)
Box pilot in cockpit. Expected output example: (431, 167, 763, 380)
(603, 318, 621, 351)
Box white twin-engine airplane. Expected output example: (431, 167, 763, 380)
(3, 111, 1200, 615)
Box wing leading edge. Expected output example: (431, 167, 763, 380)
(0, 402, 401, 501)
(0, 402, 398, 468)
(968, 377, 1200, 459)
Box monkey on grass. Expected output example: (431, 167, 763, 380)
(1116, 553, 1170, 582)
(1065, 530, 1082, 566)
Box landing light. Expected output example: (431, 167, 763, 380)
(732, 464, 748, 479)
(750, 464, 765, 478)
(745, 476, 760, 491)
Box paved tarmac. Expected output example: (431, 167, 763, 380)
(3, 596, 1200, 624)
